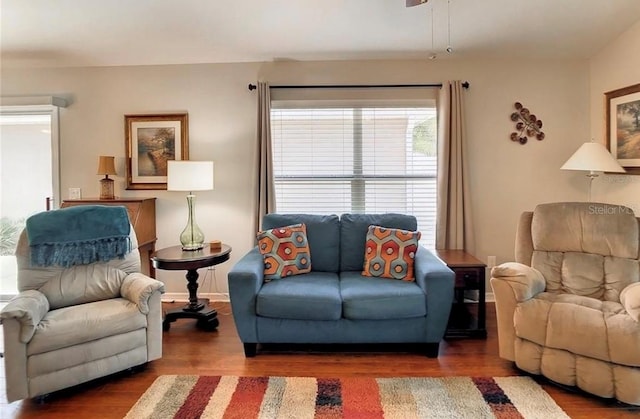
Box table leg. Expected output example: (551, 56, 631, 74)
(162, 268, 219, 331)
(185, 269, 205, 311)
(478, 270, 487, 336)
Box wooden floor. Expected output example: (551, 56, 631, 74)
(1, 302, 638, 418)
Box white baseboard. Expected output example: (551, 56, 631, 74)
(162, 292, 230, 303)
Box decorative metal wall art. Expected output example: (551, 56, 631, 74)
(510, 102, 544, 145)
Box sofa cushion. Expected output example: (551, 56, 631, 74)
(257, 223, 311, 280)
(340, 213, 417, 272)
(15, 227, 143, 303)
(27, 298, 146, 356)
(256, 272, 341, 320)
(528, 203, 640, 303)
(514, 293, 640, 367)
(39, 264, 129, 310)
(532, 251, 639, 302)
(362, 225, 421, 281)
(262, 214, 340, 273)
(28, 329, 147, 376)
(340, 271, 426, 320)
(531, 202, 639, 259)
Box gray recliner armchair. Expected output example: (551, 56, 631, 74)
(491, 202, 640, 406)
(0, 205, 164, 402)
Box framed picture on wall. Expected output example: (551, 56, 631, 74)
(606, 83, 640, 174)
(125, 113, 189, 190)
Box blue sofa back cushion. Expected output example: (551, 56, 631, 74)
(340, 213, 418, 272)
(262, 214, 340, 273)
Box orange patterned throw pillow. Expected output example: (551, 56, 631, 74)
(362, 225, 421, 281)
(257, 223, 312, 280)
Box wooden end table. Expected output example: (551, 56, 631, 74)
(434, 249, 487, 339)
(151, 244, 231, 331)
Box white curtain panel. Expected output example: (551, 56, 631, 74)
(436, 80, 474, 251)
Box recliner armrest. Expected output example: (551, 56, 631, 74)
(621, 282, 640, 322)
(0, 290, 49, 343)
(490, 262, 545, 302)
(490, 262, 545, 361)
(121, 273, 165, 314)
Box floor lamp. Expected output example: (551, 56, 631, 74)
(167, 161, 214, 251)
(561, 142, 625, 201)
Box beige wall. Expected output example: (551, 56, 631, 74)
(590, 20, 640, 210)
(1, 57, 589, 296)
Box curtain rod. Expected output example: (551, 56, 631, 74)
(247, 81, 469, 91)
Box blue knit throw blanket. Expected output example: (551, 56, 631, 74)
(26, 205, 131, 268)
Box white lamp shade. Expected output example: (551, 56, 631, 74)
(560, 142, 625, 173)
(167, 161, 214, 191)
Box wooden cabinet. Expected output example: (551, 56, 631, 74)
(434, 249, 487, 339)
(61, 198, 157, 277)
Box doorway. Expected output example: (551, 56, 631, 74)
(0, 101, 63, 300)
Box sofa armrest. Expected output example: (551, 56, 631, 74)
(491, 262, 545, 302)
(414, 247, 455, 342)
(621, 282, 640, 322)
(0, 290, 49, 343)
(121, 273, 165, 314)
(227, 247, 265, 343)
(490, 262, 545, 361)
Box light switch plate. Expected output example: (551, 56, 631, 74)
(68, 188, 81, 200)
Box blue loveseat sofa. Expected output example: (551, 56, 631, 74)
(227, 213, 455, 357)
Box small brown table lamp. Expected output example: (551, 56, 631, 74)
(97, 155, 117, 200)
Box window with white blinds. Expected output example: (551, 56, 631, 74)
(270, 96, 437, 249)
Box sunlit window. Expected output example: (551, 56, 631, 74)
(271, 105, 437, 248)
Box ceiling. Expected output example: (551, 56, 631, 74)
(2, 0, 640, 68)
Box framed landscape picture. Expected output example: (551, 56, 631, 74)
(606, 83, 640, 174)
(125, 113, 189, 190)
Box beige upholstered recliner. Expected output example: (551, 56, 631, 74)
(491, 202, 640, 405)
(0, 206, 165, 402)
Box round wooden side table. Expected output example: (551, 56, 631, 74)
(151, 244, 231, 331)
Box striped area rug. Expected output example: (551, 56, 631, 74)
(125, 375, 569, 419)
